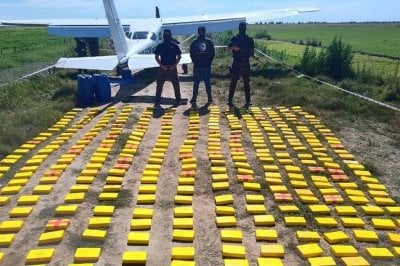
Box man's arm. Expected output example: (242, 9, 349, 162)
(155, 54, 167, 70)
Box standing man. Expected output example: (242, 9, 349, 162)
(190, 26, 215, 108)
(227, 22, 256, 108)
(154, 29, 182, 107)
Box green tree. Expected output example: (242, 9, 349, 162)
(325, 36, 353, 80)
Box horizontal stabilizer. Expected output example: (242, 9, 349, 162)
(55, 56, 119, 70)
(128, 53, 192, 70)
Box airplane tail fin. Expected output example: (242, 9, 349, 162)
(156, 6, 161, 18)
(102, 0, 128, 62)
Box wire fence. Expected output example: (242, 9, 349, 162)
(0, 39, 73, 55)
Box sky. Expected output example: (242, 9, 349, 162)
(0, 0, 399, 22)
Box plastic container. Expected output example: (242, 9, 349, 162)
(77, 74, 94, 105)
(93, 74, 112, 102)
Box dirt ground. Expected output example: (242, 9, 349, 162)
(0, 69, 399, 266)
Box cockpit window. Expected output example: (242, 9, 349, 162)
(151, 33, 157, 41)
(131, 31, 150, 39)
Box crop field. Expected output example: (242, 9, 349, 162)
(249, 23, 400, 58)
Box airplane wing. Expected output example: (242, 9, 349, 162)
(161, 7, 320, 34)
(128, 53, 191, 70)
(1, 7, 319, 37)
(55, 55, 118, 70)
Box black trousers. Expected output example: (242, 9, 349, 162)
(155, 68, 181, 104)
(228, 59, 251, 104)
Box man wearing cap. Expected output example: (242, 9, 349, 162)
(154, 29, 182, 106)
(227, 22, 256, 108)
(189, 26, 215, 108)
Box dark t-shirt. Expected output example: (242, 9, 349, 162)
(190, 37, 215, 68)
(154, 41, 182, 65)
(228, 34, 254, 60)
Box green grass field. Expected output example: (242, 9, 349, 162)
(0, 27, 74, 69)
(248, 23, 400, 58)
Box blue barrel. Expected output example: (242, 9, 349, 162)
(93, 74, 112, 102)
(77, 74, 94, 105)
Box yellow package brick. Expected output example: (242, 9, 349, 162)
(9, 206, 32, 217)
(55, 205, 78, 215)
(278, 205, 299, 213)
(308, 205, 330, 215)
(74, 247, 101, 262)
(17, 195, 40, 205)
(215, 194, 234, 205)
(127, 231, 150, 245)
(371, 218, 396, 230)
(366, 247, 394, 260)
(388, 232, 400, 245)
(98, 193, 118, 201)
(260, 244, 284, 258)
(93, 206, 114, 216)
(308, 256, 336, 266)
(221, 229, 242, 242)
(323, 231, 349, 244)
(385, 206, 400, 215)
(0, 196, 10, 206)
(315, 217, 338, 228)
(222, 244, 246, 258)
(257, 258, 283, 266)
(361, 205, 384, 215)
(0, 234, 15, 247)
(64, 193, 85, 203)
(352, 230, 378, 242)
(335, 206, 357, 216)
(284, 216, 306, 227)
(174, 206, 193, 217)
(133, 208, 153, 219)
(122, 251, 146, 264)
(33, 185, 53, 195)
(254, 215, 275, 226)
(256, 229, 278, 241)
(330, 245, 358, 257)
(130, 219, 151, 230)
(175, 195, 193, 205)
(216, 206, 236, 216)
(340, 217, 365, 228)
(173, 218, 193, 229)
(26, 248, 55, 264)
(216, 216, 237, 227)
(88, 217, 111, 229)
(0, 220, 24, 233)
(296, 231, 320, 242)
(137, 194, 156, 204)
(138, 185, 157, 194)
(1, 186, 22, 195)
(296, 243, 323, 259)
(173, 229, 195, 242)
(246, 204, 266, 215)
(341, 256, 370, 266)
(245, 195, 265, 204)
(39, 230, 64, 244)
(171, 246, 195, 260)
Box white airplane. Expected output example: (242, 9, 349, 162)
(1, 0, 319, 72)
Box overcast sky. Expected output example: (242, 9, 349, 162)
(0, 0, 399, 22)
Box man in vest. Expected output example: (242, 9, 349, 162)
(227, 22, 256, 109)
